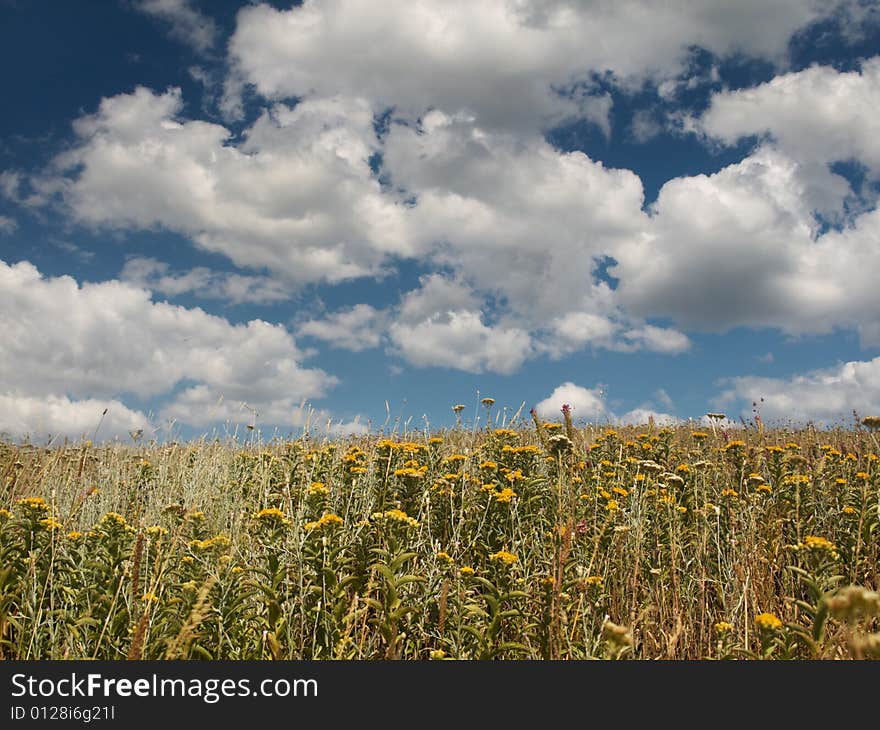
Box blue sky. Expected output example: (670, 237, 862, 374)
(2, 0, 880, 442)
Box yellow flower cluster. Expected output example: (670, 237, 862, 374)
(489, 550, 518, 565)
(755, 612, 782, 631)
(304, 513, 344, 532)
(371, 508, 419, 528)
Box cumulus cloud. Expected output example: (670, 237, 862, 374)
(535, 381, 678, 425)
(51, 87, 410, 286)
(535, 382, 609, 422)
(613, 144, 880, 338)
(699, 57, 880, 174)
(383, 109, 646, 323)
(0, 394, 152, 442)
(227, 0, 840, 129)
(388, 276, 532, 374)
(0, 259, 338, 433)
(120, 256, 291, 304)
(616, 408, 679, 427)
(297, 304, 387, 352)
(717, 356, 880, 426)
(135, 0, 218, 54)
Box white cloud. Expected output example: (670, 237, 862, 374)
(613, 144, 880, 337)
(616, 407, 679, 427)
(536, 381, 677, 425)
(120, 256, 291, 304)
(619, 325, 691, 354)
(386, 275, 531, 374)
(717, 356, 880, 426)
(535, 382, 609, 422)
(700, 57, 880, 173)
(51, 87, 410, 286)
(541, 313, 690, 358)
(0, 394, 152, 442)
(135, 0, 217, 54)
(0, 258, 337, 431)
(297, 304, 386, 351)
(389, 311, 532, 375)
(0, 215, 16, 234)
(228, 0, 840, 129)
(383, 110, 646, 324)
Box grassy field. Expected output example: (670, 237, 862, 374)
(2, 411, 879, 660)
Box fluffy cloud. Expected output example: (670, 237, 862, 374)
(613, 144, 880, 337)
(135, 0, 218, 54)
(383, 110, 646, 324)
(387, 275, 532, 374)
(0, 394, 152, 442)
(0, 259, 338, 434)
(297, 304, 387, 351)
(699, 58, 880, 173)
(535, 381, 678, 425)
(228, 0, 840, 129)
(616, 408, 679, 427)
(51, 87, 410, 286)
(120, 256, 291, 304)
(717, 356, 880, 426)
(535, 382, 609, 421)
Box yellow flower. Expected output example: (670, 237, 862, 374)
(493, 487, 517, 503)
(480, 460, 498, 470)
(459, 566, 475, 576)
(692, 432, 709, 440)
(584, 575, 603, 587)
(39, 517, 63, 532)
(489, 550, 518, 565)
(714, 621, 734, 634)
(605, 499, 620, 512)
(842, 506, 858, 515)
(755, 612, 782, 631)
(305, 512, 344, 532)
(349, 466, 368, 474)
(493, 428, 517, 437)
(67, 530, 84, 541)
(436, 551, 453, 563)
(371, 508, 419, 528)
(802, 535, 838, 556)
(146, 525, 168, 537)
(16, 496, 49, 514)
(255, 507, 290, 526)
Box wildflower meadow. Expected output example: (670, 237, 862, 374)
(1, 409, 878, 660)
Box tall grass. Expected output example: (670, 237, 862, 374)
(1, 419, 878, 659)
